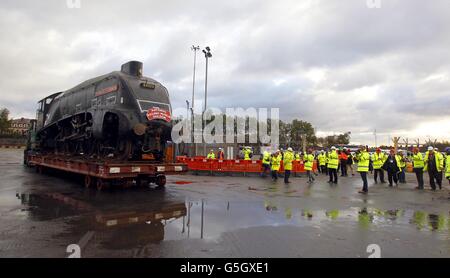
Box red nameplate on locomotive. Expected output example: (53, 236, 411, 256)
(146, 107, 171, 122)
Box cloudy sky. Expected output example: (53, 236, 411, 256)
(0, 0, 449, 145)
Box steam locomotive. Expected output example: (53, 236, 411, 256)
(29, 61, 172, 161)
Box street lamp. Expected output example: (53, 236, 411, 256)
(185, 100, 190, 122)
(202, 47, 212, 113)
(202, 46, 212, 156)
(191, 45, 200, 156)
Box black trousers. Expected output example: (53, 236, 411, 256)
(428, 170, 442, 190)
(271, 170, 278, 180)
(261, 164, 270, 177)
(387, 170, 398, 186)
(360, 172, 368, 192)
(321, 165, 328, 175)
(374, 169, 385, 183)
(414, 168, 424, 189)
(328, 168, 338, 183)
(284, 170, 291, 183)
(340, 160, 347, 176)
(397, 168, 406, 183)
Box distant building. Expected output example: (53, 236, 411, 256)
(9, 118, 32, 136)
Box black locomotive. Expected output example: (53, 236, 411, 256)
(30, 61, 172, 161)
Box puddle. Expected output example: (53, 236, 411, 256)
(10, 190, 450, 255)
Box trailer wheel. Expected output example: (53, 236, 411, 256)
(96, 179, 105, 191)
(155, 175, 166, 188)
(84, 175, 92, 188)
(37, 166, 44, 174)
(136, 177, 149, 188)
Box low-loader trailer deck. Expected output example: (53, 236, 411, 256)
(25, 153, 187, 190)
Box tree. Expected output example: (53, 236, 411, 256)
(336, 132, 351, 145)
(0, 108, 11, 135)
(290, 119, 317, 147)
(278, 119, 317, 149)
(317, 132, 351, 147)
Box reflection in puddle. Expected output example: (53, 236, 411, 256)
(411, 212, 448, 232)
(16, 192, 187, 250)
(14, 191, 450, 253)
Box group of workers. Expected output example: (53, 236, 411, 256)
(205, 145, 450, 195)
(261, 148, 319, 184)
(206, 146, 253, 160)
(206, 148, 225, 160)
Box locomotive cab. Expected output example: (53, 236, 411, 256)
(36, 92, 61, 131)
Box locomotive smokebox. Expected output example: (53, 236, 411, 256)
(121, 61, 143, 77)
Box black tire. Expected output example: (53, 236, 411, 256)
(155, 175, 166, 188)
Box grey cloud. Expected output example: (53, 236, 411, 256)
(1, 0, 450, 144)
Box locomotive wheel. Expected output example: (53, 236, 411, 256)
(116, 139, 132, 160)
(84, 175, 93, 188)
(85, 139, 98, 158)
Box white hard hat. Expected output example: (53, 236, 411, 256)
(331, 146, 336, 150)
(277, 149, 281, 152)
(428, 146, 434, 151)
(288, 147, 293, 151)
(434, 147, 439, 151)
(210, 149, 214, 152)
(219, 148, 223, 150)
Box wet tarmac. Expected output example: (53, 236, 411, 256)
(1, 149, 450, 258)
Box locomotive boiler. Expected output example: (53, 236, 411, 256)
(32, 61, 172, 162)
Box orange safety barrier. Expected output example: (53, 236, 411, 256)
(231, 160, 247, 172)
(177, 157, 318, 174)
(406, 162, 413, 173)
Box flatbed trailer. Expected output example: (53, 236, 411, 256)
(25, 153, 187, 190)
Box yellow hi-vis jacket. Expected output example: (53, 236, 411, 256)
(207, 152, 216, 159)
(395, 155, 407, 169)
(318, 153, 327, 166)
(244, 149, 252, 160)
(356, 151, 370, 172)
(262, 151, 271, 165)
(445, 155, 450, 179)
(371, 152, 386, 170)
(271, 155, 282, 171)
(423, 151, 444, 172)
(304, 154, 315, 171)
(412, 153, 424, 169)
(327, 151, 339, 169)
(283, 151, 294, 171)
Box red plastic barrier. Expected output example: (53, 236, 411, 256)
(231, 160, 248, 172)
(246, 160, 263, 173)
(176, 157, 319, 174)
